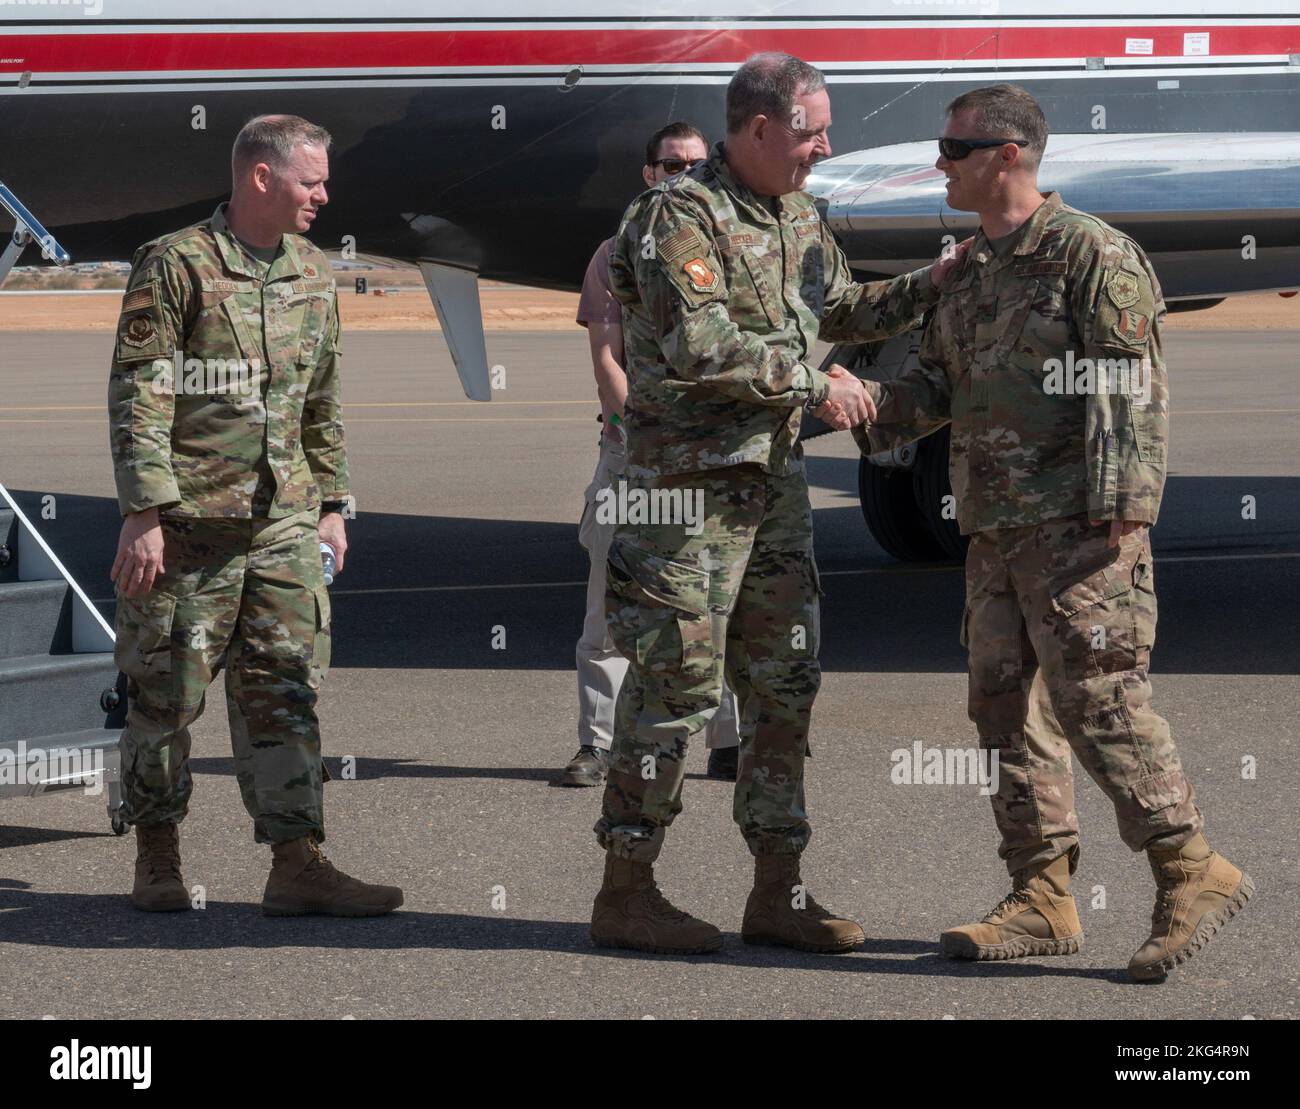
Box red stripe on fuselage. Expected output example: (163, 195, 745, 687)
(0, 24, 1292, 74)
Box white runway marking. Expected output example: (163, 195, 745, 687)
(305, 549, 1300, 598)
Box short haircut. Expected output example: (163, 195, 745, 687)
(232, 114, 333, 179)
(726, 52, 826, 135)
(645, 121, 709, 167)
(945, 84, 1048, 170)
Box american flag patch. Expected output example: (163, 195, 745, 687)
(121, 284, 155, 312)
(659, 224, 706, 261)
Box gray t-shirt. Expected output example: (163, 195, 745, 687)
(236, 236, 282, 269)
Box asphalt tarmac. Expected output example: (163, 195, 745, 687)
(0, 328, 1295, 1019)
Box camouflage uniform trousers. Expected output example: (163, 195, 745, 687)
(594, 462, 821, 863)
(964, 514, 1202, 877)
(113, 510, 332, 844)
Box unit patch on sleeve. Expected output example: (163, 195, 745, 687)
(122, 315, 158, 348)
(1114, 308, 1150, 344)
(1105, 269, 1141, 309)
(682, 257, 718, 293)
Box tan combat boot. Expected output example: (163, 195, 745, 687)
(1129, 833, 1254, 982)
(590, 856, 723, 954)
(261, 837, 404, 917)
(741, 855, 865, 954)
(131, 821, 191, 912)
(940, 855, 1083, 960)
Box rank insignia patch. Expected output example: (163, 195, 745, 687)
(303, 264, 318, 278)
(122, 315, 158, 347)
(683, 257, 718, 292)
(1105, 270, 1141, 309)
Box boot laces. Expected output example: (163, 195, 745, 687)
(639, 881, 691, 924)
(1150, 863, 1181, 927)
(141, 830, 181, 882)
(305, 839, 346, 888)
(987, 883, 1033, 921)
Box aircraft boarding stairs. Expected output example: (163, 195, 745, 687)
(1, 181, 127, 834)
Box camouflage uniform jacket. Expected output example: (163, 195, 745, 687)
(609, 140, 939, 478)
(858, 192, 1168, 533)
(108, 203, 347, 518)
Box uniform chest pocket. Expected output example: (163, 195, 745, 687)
(1016, 275, 1074, 371)
(942, 272, 979, 353)
(285, 292, 332, 363)
(740, 251, 785, 329)
(798, 241, 824, 318)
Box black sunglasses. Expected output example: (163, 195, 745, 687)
(938, 137, 1029, 161)
(650, 157, 703, 174)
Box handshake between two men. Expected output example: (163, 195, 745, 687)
(811, 238, 971, 431)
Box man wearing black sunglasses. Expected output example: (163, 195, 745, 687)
(858, 83, 1251, 981)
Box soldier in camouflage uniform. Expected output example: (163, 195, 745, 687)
(108, 115, 402, 917)
(589, 54, 964, 955)
(857, 85, 1251, 980)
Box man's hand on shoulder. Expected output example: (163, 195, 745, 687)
(929, 237, 973, 288)
(111, 507, 165, 598)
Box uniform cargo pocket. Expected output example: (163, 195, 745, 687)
(605, 540, 709, 618)
(113, 589, 177, 690)
(1050, 564, 1129, 618)
(605, 540, 711, 677)
(1133, 769, 1186, 814)
(1049, 562, 1136, 677)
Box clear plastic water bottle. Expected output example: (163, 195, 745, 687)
(320, 542, 338, 587)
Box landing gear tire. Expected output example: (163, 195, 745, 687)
(910, 425, 969, 563)
(858, 455, 947, 562)
(110, 811, 128, 836)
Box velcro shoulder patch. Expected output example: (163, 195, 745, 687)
(120, 315, 158, 348)
(1114, 308, 1151, 345)
(657, 223, 709, 265)
(115, 279, 170, 365)
(121, 284, 156, 313)
(1105, 269, 1142, 309)
(682, 257, 719, 293)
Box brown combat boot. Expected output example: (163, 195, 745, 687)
(590, 856, 723, 954)
(940, 855, 1083, 960)
(741, 855, 865, 954)
(131, 821, 191, 912)
(261, 837, 404, 917)
(1129, 833, 1254, 982)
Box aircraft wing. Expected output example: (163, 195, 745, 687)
(807, 133, 1300, 300)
